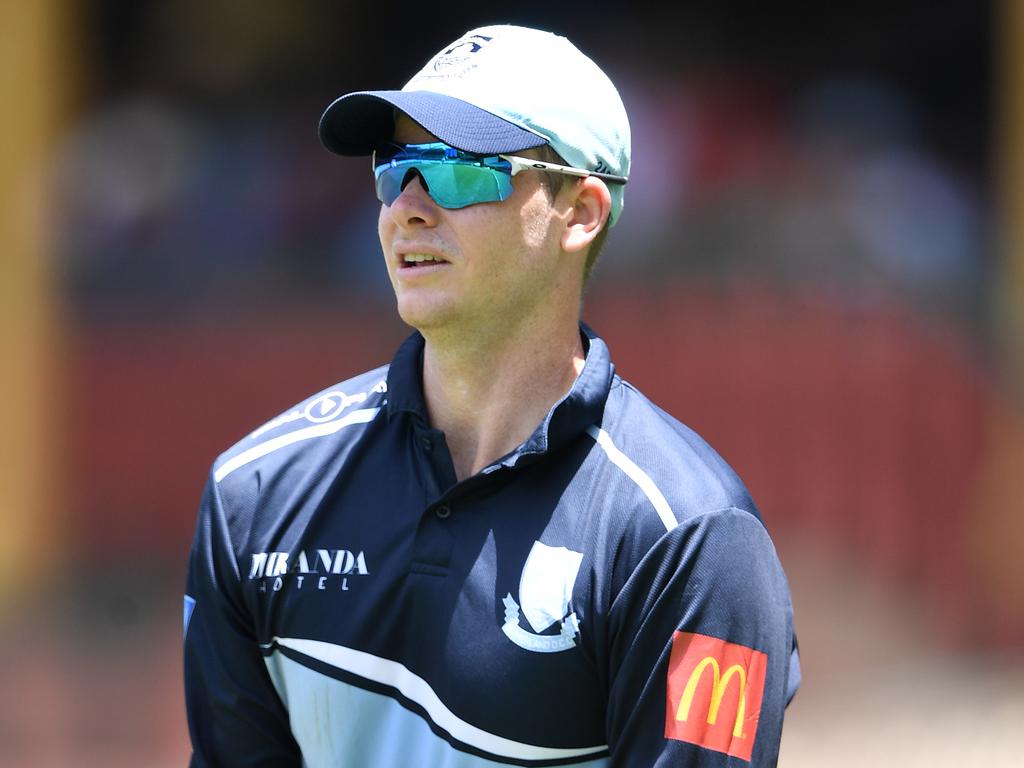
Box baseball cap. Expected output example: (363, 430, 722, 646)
(318, 24, 631, 225)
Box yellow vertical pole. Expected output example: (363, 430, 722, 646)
(967, 0, 1024, 640)
(0, 1, 72, 606)
(1002, 2, 1024, 386)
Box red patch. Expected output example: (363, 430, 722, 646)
(665, 631, 767, 761)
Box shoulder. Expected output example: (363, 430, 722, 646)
(588, 374, 759, 531)
(211, 364, 390, 489)
(581, 376, 789, 615)
(192, 364, 391, 567)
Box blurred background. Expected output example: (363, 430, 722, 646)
(2, 1, 1022, 765)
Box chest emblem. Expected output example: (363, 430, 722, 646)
(502, 541, 584, 653)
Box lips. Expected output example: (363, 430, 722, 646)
(402, 253, 446, 267)
(394, 247, 451, 271)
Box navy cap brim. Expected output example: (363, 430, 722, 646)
(318, 90, 548, 156)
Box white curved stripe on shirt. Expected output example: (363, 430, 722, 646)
(270, 636, 608, 762)
(586, 426, 677, 532)
(214, 407, 381, 482)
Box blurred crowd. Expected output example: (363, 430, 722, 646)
(53, 4, 989, 332)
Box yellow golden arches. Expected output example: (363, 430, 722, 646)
(675, 657, 748, 740)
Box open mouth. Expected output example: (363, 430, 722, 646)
(401, 254, 448, 268)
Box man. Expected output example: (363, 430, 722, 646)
(184, 24, 799, 767)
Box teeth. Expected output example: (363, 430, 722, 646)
(403, 253, 439, 263)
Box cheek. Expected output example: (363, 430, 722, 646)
(377, 206, 401, 269)
(481, 183, 548, 252)
(377, 206, 390, 245)
(517, 193, 563, 255)
(521, 210, 554, 250)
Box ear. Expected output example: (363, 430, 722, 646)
(561, 176, 611, 254)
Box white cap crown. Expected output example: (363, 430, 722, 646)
(404, 26, 631, 225)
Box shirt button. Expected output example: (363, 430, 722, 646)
(421, 437, 433, 451)
(435, 505, 451, 520)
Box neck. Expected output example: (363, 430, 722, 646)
(421, 318, 585, 481)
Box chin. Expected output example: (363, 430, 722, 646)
(394, 295, 459, 332)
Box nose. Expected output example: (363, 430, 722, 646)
(386, 169, 438, 228)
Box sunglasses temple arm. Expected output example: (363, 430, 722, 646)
(502, 155, 628, 185)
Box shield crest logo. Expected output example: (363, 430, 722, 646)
(502, 541, 584, 653)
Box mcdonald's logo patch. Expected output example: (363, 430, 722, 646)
(665, 631, 767, 761)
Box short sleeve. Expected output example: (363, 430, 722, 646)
(604, 508, 798, 767)
(183, 472, 301, 767)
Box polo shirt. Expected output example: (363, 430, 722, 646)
(184, 324, 800, 767)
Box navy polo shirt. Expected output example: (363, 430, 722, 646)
(184, 325, 800, 767)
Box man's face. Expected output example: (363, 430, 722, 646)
(377, 115, 576, 338)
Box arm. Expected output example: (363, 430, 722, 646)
(183, 473, 301, 767)
(605, 508, 799, 767)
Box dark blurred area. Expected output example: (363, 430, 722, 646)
(4, 2, 1023, 766)
(61, 2, 992, 324)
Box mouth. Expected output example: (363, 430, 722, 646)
(398, 253, 449, 270)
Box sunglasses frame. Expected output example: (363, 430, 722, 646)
(372, 142, 627, 209)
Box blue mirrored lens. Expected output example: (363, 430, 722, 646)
(373, 143, 514, 209)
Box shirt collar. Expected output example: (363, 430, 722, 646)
(385, 330, 429, 420)
(385, 324, 614, 460)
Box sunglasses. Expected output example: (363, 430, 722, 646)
(372, 142, 628, 210)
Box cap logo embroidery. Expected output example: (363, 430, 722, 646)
(430, 34, 493, 75)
